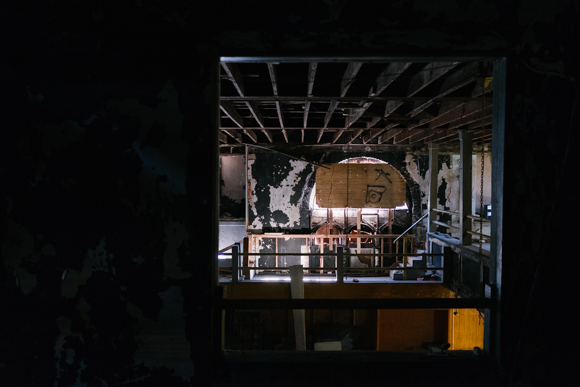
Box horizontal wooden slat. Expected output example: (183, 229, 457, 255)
(221, 298, 491, 310)
(316, 163, 406, 208)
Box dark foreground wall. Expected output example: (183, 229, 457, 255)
(1, 1, 578, 386)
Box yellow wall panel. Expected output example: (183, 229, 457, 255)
(316, 163, 406, 208)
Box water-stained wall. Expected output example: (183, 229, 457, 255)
(248, 153, 315, 232)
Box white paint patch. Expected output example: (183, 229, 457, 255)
(406, 152, 492, 239)
(267, 160, 310, 228)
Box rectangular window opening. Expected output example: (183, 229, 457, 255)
(215, 56, 503, 360)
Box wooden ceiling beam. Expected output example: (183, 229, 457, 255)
(346, 62, 412, 134)
(267, 63, 288, 142)
(429, 129, 455, 142)
(378, 128, 405, 144)
(300, 62, 316, 143)
(329, 62, 363, 143)
(220, 95, 489, 102)
(384, 61, 459, 118)
(244, 129, 258, 143)
(393, 128, 422, 144)
(409, 81, 494, 129)
(407, 128, 438, 144)
(219, 132, 228, 143)
(446, 106, 492, 130)
(467, 116, 492, 130)
(347, 113, 381, 144)
(223, 62, 271, 142)
(221, 129, 243, 143)
(363, 123, 398, 144)
(408, 61, 480, 118)
(428, 100, 489, 129)
(221, 62, 245, 96)
(220, 102, 244, 128)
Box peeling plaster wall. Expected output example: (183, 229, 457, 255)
(405, 152, 492, 238)
(248, 153, 315, 232)
(1, 0, 578, 385)
(220, 155, 245, 219)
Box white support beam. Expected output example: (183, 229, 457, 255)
(290, 265, 306, 351)
(459, 131, 473, 245)
(427, 142, 439, 233)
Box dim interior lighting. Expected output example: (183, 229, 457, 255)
(218, 254, 229, 260)
(259, 277, 291, 282)
(256, 276, 336, 283)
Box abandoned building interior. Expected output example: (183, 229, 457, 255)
(2, 1, 578, 386)
(218, 58, 493, 352)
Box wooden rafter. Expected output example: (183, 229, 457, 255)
(363, 123, 398, 144)
(346, 63, 411, 144)
(222, 62, 272, 142)
(267, 63, 288, 142)
(393, 128, 423, 144)
(446, 106, 493, 130)
(378, 128, 405, 144)
(384, 62, 459, 119)
(407, 128, 438, 144)
(220, 102, 244, 128)
(409, 81, 493, 129)
(327, 62, 363, 143)
(221, 129, 243, 143)
(305, 62, 317, 143)
(429, 100, 491, 129)
(407, 61, 480, 118)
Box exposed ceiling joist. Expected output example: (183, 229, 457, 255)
(267, 63, 288, 142)
(384, 62, 459, 119)
(220, 102, 244, 128)
(378, 128, 405, 144)
(222, 129, 243, 143)
(407, 61, 481, 118)
(393, 128, 423, 144)
(219, 59, 493, 153)
(328, 62, 363, 143)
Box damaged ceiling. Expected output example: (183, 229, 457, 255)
(220, 58, 493, 154)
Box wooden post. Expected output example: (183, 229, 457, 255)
(336, 246, 344, 283)
(232, 243, 239, 283)
(443, 246, 452, 284)
(381, 238, 384, 268)
(388, 209, 394, 254)
(403, 234, 408, 280)
(242, 237, 250, 280)
(275, 237, 279, 268)
(460, 131, 473, 245)
(357, 208, 362, 254)
(428, 142, 439, 234)
(290, 265, 306, 351)
(329, 209, 333, 251)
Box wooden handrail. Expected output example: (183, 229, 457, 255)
(393, 213, 428, 244)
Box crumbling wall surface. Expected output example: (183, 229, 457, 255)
(220, 155, 245, 219)
(2, 77, 198, 385)
(248, 153, 315, 232)
(406, 152, 492, 239)
(1, 0, 578, 386)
